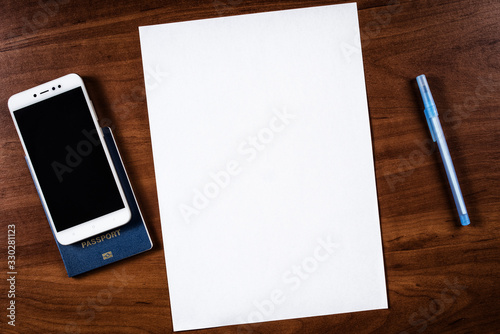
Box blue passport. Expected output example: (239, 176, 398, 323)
(28, 127, 153, 277)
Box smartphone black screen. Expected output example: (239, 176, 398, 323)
(14, 87, 124, 232)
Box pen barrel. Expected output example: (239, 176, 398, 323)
(431, 117, 468, 218)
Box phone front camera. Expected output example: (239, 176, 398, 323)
(52, 87, 55, 90)
(33, 94, 37, 97)
(58, 85, 61, 88)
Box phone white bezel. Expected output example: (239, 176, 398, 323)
(8, 73, 131, 245)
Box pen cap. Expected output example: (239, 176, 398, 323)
(416, 75, 438, 119)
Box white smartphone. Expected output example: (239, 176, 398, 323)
(8, 73, 131, 245)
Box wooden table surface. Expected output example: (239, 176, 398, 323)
(1, 0, 499, 333)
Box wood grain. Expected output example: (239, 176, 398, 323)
(1, 0, 499, 333)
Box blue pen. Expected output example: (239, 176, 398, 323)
(416, 74, 470, 226)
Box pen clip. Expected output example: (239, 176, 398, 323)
(424, 110, 437, 142)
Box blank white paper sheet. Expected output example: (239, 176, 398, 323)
(139, 3, 387, 331)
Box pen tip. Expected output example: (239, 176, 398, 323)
(460, 214, 470, 226)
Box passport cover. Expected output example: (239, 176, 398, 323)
(28, 127, 153, 277)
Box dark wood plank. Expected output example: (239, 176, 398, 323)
(1, 0, 499, 333)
